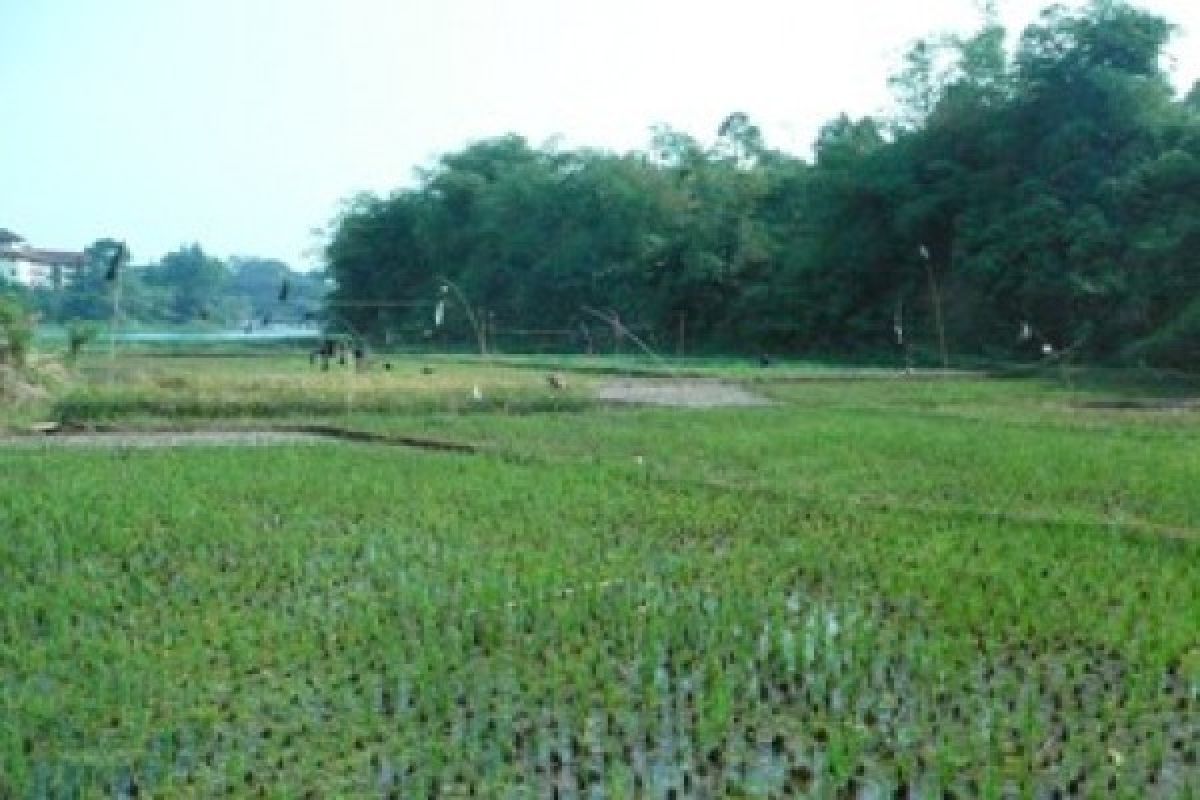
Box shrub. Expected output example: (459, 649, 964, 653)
(0, 295, 33, 368)
(65, 322, 101, 365)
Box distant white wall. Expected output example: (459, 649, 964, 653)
(0, 254, 53, 288)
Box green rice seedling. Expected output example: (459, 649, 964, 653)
(2, 370, 1199, 793)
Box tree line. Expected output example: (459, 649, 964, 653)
(325, 1, 1199, 367)
(3, 242, 326, 329)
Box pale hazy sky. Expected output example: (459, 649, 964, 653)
(2, 0, 1197, 269)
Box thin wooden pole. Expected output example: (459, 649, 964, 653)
(436, 276, 486, 355)
(920, 246, 949, 369)
(109, 251, 122, 383)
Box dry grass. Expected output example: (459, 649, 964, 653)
(51, 354, 593, 422)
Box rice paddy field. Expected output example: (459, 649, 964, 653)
(1, 353, 1198, 798)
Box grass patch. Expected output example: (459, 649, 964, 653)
(48, 354, 592, 425)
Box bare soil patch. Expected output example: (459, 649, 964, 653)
(0, 426, 478, 452)
(595, 379, 770, 408)
(0, 430, 330, 449)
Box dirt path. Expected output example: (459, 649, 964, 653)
(0, 426, 479, 452)
(0, 430, 332, 449)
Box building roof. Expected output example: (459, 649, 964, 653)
(27, 249, 87, 266)
(0, 247, 87, 267)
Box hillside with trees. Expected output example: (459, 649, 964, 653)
(325, 1, 1200, 366)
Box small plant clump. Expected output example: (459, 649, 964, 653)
(64, 323, 101, 366)
(0, 295, 35, 369)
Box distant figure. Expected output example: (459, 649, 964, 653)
(309, 350, 318, 367)
(547, 373, 566, 390)
(353, 345, 366, 372)
(759, 354, 772, 368)
(319, 339, 334, 371)
(383, 362, 393, 371)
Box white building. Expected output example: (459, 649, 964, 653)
(1, 253, 39, 286)
(0, 235, 87, 289)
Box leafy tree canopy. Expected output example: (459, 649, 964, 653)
(322, 1, 1198, 367)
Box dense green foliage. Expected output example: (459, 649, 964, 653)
(29, 242, 326, 328)
(2, 371, 1198, 796)
(326, 1, 1199, 366)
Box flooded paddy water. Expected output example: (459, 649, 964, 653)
(18, 577, 1198, 798)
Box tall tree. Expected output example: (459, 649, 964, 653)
(149, 244, 229, 324)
